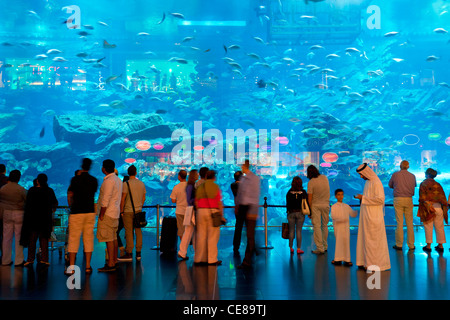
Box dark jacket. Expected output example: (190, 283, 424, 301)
(286, 188, 308, 215)
(20, 186, 58, 246)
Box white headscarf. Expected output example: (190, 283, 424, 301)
(356, 163, 380, 182)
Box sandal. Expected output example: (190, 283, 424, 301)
(64, 269, 75, 276)
(331, 260, 342, 265)
(85, 266, 93, 274)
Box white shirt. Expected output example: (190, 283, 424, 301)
(170, 181, 187, 215)
(98, 173, 123, 219)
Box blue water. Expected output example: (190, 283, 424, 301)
(1, 0, 450, 226)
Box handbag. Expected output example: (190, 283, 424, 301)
(302, 197, 311, 216)
(211, 209, 224, 228)
(126, 181, 148, 228)
(282, 222, 289, 239)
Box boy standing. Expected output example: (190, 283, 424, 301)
(330, 189, 358, 266)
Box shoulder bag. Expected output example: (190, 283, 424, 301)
(301, 195, 311, 216)
(126, 181, 148, 228)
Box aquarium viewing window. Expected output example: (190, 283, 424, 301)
(0, 0, 450, 228)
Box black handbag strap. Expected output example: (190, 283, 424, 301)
(126, 181, 136, 215)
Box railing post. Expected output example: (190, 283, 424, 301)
(151, 204, 161, 250)
(260, 197, 273, 250)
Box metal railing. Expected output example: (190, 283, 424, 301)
(54, 199, 429, 251)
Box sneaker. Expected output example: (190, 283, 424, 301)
(422, 246, 432, 253)
(117, 253, 133, 262)
(98, 264, 116, 272)
(136, 252, 141, 261)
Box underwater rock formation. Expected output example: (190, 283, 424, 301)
(53, 113, 186, 151)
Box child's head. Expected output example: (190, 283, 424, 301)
(335, 189, 344, 202)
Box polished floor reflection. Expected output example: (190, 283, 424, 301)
(0, 226, 448, 300)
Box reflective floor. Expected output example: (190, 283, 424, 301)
(0, 226, 448, 301)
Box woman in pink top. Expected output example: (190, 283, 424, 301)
(194, 170, 224, 265)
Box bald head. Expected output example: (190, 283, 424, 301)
(400, 160, 409, 170)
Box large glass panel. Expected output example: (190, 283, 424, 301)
(1, 0, 448, 226)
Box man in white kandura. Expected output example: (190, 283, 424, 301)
(354, 163, 391, 272)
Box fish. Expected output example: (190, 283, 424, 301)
(137, 32, 151, 37)
(1, 42, 14, 46)
(182, 36, 194, 42)
(78, 31, 91, 36)
(76, 52, 89, 57)
(345, 47, 360, 54)
(52, 57, 68, 62)
(227, 44, 241, 50)
(226, 62, 242, 69)
(384, 31, 399, 37)
(438, 82, 450, 88)
(253, 36, 265, 44)
(169, 13, 185, 19)
(315, 83, 328, 89)
(97, 21, 109, 27)
(46, 49, 62, 55)
(157, 12, 166, 24)
(433, 28, 448, 34)
(426, 55, 440, 62)
(0, 153, 15, 161)
(109, 100, 126, 109)
(149, 65, 161, 74)
(257, 80, 266, 88)
(39, 126, 45, 138)
(83, 24, 94, 30)
(247, 53, 261, 60)
(34, 54, 48, 60)
(105, 74, 122, 83)
(282, 57, 295, 64)
(27, 10, 41, 19)
(92, 62, 107, 68)
(392, 58, 404, 62)
(169, 57, 188, 64)
(305, 0, 325, 3)
(326, 53, 340, 60)
(103, 40, 117, 48)
(309, 44, 325, 50)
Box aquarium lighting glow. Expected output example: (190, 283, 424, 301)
(179, 21, 246, 27)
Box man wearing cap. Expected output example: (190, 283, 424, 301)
(354, 163, 390, 271)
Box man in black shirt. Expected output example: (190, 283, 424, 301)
(66, 158, 98, 275)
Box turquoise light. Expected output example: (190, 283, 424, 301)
(179, 21, 246, 27)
